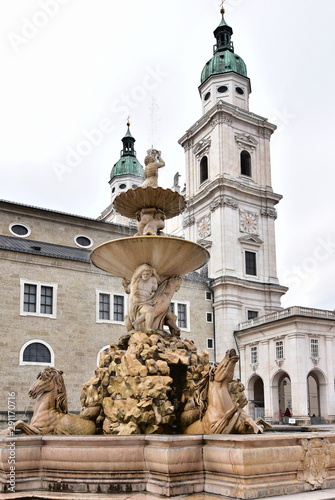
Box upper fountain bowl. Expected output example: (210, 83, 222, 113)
(114, 186, 187, 220)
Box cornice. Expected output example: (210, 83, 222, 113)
(185, 176, 282, 211)
(179, 100, 276, 147)
(211, 275, 287, 294)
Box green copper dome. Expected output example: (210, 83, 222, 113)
(201, 9, 247, 84)
(111, 156, 144, 179)
(201, 50, 247, 83)
(110, 124, 144, 181)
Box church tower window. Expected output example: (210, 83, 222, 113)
(245, 251, 257, 276)
(200, 156, 209, 184)
(241, 150, 251, 177)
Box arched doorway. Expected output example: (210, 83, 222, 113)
(307, 369, 327, 422)
(271, 371, 292, 423)
(247, 375, 265, 420)
(307, 373, 319, 417)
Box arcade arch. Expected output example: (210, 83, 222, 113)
(271, 371, 292, 423)
(307, 369, 327, 420)
(247, 374, 265, 420)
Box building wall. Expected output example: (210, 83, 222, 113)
(0, 200, 134, 248)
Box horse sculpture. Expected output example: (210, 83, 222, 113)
(0, 367, 100, 435)
(183, 349, 270, 434)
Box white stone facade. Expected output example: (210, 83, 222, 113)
(237, 307, 335, 424)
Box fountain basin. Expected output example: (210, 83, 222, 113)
(91, 236, 209, 279)
(113, 186, 187, 220)
(1, 432, 335, 498)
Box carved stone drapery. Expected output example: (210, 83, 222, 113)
(235, 133, 258, 152)
(183, 215, 196, 229)
(258, 127, 272, 139)
(182, 137, 194, 152)
(210, 196, 238, 212)
(261, 208, 278, 220)
(211, 110, 233, 129)
(193, 139, 211, 158)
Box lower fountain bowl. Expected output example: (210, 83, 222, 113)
(90, 236, 210, 279)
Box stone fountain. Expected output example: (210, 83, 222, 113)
(1, 149, 335, 498)
(86, 148, 212, 436)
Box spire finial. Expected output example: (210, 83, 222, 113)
(220, 0, 225, 14)
(127, 116, 131, 127)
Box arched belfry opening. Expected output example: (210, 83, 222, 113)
(240, 150, 251, 177)
(200, 156, 209, 184)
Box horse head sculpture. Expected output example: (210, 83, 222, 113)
(28, 367, 68, 413)
(211, 349, 239, 384)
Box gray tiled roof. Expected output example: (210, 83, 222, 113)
(0, 235, 90, 263)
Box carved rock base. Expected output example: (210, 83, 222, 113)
(82, 331, 210, 435)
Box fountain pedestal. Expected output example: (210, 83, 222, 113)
(2, 432, 335, 498)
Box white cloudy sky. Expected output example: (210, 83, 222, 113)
(1, 0, 335, 310)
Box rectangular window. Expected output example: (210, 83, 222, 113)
(251, 346, 258, 364)
(21, 280, 57, 318)
(207, 338, 214, 349)
(178, 303, 187, 329)
(248, 310, 259, 320)
(113, 295, 124, 322)
(99, 293, 110, 320)
(245, 251, 257, 276)
(276, 340, 284, 360)
(97, 290, 126, 324)
(40, 286, 53, 315)
(311, 339, 319, 358)
(24, 284, 37, 313)
(169, 301, 190, 330)
(206, 312, 213, 323)
(205, 291, 213, 301)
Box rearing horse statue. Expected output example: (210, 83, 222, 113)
(1, 367, 100, 435)
(183, 349, 270, 435)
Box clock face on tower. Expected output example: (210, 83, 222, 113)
(240, 211, 258, 234)
(198, 215, 211, 239)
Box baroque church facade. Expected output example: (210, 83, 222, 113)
(1, 9, 335, 427)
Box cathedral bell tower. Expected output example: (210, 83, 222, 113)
(99, 122, 144, 224)
(179, 8, 287, 359)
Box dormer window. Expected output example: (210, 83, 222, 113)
(241, 150, 251, 177)
(200, 156, 209, 184)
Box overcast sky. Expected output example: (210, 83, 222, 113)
(1, 0, 334, 311)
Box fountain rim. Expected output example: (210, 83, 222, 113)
(113, 185, 187, 220)
(90, 235, 210, 279)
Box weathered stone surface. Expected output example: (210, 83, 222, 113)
(82, 331, 210, 435)
(3, 433, 335, 498)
